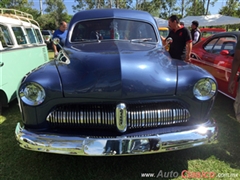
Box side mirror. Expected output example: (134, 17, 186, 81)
(220, 49, 230, 56)
(52, 38, 63, 49)
(164, 37, 173, 51)
(166, 37, 173, 44)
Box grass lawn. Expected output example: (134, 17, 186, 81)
(1, 86, 240, 178)
(48, 50, 54, 60)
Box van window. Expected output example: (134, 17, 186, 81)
(0, 25, 13, 47)
(25, 28, 37, 43)
(12, 27, 27, 45)
(34, 29, 44, 44)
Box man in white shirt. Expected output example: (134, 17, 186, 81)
(191, 21, 201, 44)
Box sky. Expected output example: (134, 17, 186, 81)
(31, 0, 227, 16)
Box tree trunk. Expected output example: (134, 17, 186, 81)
(205, 0, 210, 15)
(202, 0, 206, 15)
(181, 0, 184, 17)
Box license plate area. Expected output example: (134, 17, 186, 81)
(84, 138, 161, 155)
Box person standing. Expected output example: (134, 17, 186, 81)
(180, 22, 184, 27)
(228, 36, 240, 122)
(191, 20, 202, 45)
(52, 21, 68, 57)
(161, 15, 192, 61)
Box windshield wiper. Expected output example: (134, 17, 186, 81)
(130, 38, 152, 43)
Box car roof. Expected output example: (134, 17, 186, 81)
(69, 8, 156, 26)
(211, 31, 240, 38)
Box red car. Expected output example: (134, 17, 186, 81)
(200, 28, 226, 41)
(189, 31, 240, 100)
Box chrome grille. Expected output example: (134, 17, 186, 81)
(47, 105, 116, 128)
(46, 102, 190, 129)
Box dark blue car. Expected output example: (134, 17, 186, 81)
(15, 9, 218, 156)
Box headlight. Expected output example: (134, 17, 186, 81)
(193, 78, 217, 101)
(19, 82, 46, 106)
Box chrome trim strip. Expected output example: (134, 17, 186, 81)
(218, 90, 235, 100)
(15, 120, 218, 156)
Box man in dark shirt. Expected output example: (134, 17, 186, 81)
(161, 15, 192, 61)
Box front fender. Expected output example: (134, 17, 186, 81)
(18, 61, 63, 126)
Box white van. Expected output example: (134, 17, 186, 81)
(0, 8, 49, 114)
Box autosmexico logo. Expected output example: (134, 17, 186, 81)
(141, 170, 239, 178)
(116, 103, 127, 132)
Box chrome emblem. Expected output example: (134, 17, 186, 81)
(116, 103, 127, 133)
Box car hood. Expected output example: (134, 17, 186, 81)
(56, 41, 177, 99)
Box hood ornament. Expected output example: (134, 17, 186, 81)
(116, 103, 127, 133)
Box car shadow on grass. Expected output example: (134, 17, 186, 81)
(0, 93, 240, 180)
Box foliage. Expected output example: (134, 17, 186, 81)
(0, 0, 41, 23)
(136, 0, 163, 16)
(219, 0, 240, 16)
(184, 0, 218, 16)
(44, 0, 69, 27)
(159, 0, 179, 19)
(219, 0, 240, 31)
(36, 13, 72, 30)
(72, 0, 133, 12)
(36, 14, 57, 30)
(19, 7, 41, 20)
(0, 0, 37, 16)
(72, 0, 164, 19)
(0, 0, 31, 9)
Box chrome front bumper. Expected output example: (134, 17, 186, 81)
(15, 120, 218, 156)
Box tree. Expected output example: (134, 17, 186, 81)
(205, 0, 217, 15)
(135, 0, 162, 15)
(219, 0, 240, 16)
(72, 0, 163, 17)
(0, 0, 31, 8)
(72, 0, 133, 12)
(185, 0, 204, 16)
(219, 0, 240, 30)
(72, 0, 97, 11)
(44, 0, 70, 28)
(0, 0, 41, 20)
(185, 0, 217, 16)
(36, 14, 56, 30)
(159, 0, 179, 19)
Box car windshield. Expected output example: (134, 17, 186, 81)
(70, 19, 157, 43)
